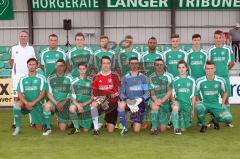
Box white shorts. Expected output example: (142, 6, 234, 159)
(12, 74, 25, 97)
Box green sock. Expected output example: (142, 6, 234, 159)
(195, 103, 206, 126)
(13, 106, 21, 128)
(151, 110, 159, 129)
(43, 111, 52, 129)
(70, 113, 79, 129)
(225, 104, 231, 112)
(172, 112, 179, 130)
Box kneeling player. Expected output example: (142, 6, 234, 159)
(171, 60, 196, 135)
(43, 59, 73, 136)
(195, 61, 233, 133)
(12, 58, 46, 136)
(149, 59, 173, 135)
(118, 57, 149, 135)
(68, 62, 93, 135)
(91, 56, 121, 135)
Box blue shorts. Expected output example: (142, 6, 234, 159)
(130, 102, 145, 124)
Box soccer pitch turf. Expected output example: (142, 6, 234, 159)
(0, 106, 240, 159)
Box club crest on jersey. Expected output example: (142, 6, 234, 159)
(221, 52, 225, 55)
(16, 51, 19, 54)
(168, 55, 171, 58)
(33, 79, 38, 84)
(191, 56, 194, 59)
(187, 82, 191, 87)
(63, 80, 68, 84)
(108, 78, 112, 83)
(25, 81, 28, 84)
(204, 86, 207, 89)
(55, 54, 60, 58)
(177, 54, 182, 58)
(214, 84, 219, 89)
(200, 55, 203, 59)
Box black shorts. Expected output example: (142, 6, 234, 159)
(99, 104, 118, 125)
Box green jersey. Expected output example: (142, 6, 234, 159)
(196, 76, 227, 106)
(47, 74, 73, 102)
(117, 48, 141, 76)
(149, 72, 173, 105)
(141, 50, 163, 76)
(208, 44, 234, 77)
(68, 46, 94, 77)
(94, 49, 116, 71)
(187, 48, 208, 80)
(71, 76, 92, 103)
(40, 47, 67, 78)
(17, 74, 46, 103)
(172, 76, 196, 106)
(163, 48, 187, 77)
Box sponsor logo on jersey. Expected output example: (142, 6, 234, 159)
(204, 91, 218, 96)
(178, 88, 190, 93)
(169, 60, 178, 64)
(191, 61, 202, 65)
(25, 86, 38, 91)
(99, 85, 113, 90)
(213, 57, 225, 61)
(46, 59, 57, 63)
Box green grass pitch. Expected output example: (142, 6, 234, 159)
(0, 106, 240, 159)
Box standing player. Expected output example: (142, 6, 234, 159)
(195, 61, 233, 132)
(141, 37, 163, 76)
(67, 32, 94, 78)
(42, 59, 72, 136)
(208, 30, 235, 126)
(94, 35, 116, 72)
(172, 60, 196, 135)
(118, 57, 149, 135)
(164, 34, 187, 77)
(40, 34, 67, 78)
(12, 58, 46, 135)
(140, 37, 163, 129)
(117, 35, 141, 76)
(149, 59, 173, 135)
(68, 62, 93, 135)
(91, 56, 121, 135)
(10, 31, 36, 128)
(187, 34, 208, 80)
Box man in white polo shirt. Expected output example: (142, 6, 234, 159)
(10, 31, 36, 127)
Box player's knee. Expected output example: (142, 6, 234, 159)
(195, 103, 205, 113)
(118, 101, 126, 110)
(159, 126, 167, 132)
(171, 102, 179, 112)
(223, 114, 233, 124)
(59, 125, 67, 131)
(69, 105, 76, 113)
(43, 102, 51, 111)
(150, 104, 159, 111)
(13, 105, 21, 110)
(172, 106, 178, 112)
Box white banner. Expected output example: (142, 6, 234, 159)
(229, 76, 240, 104)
